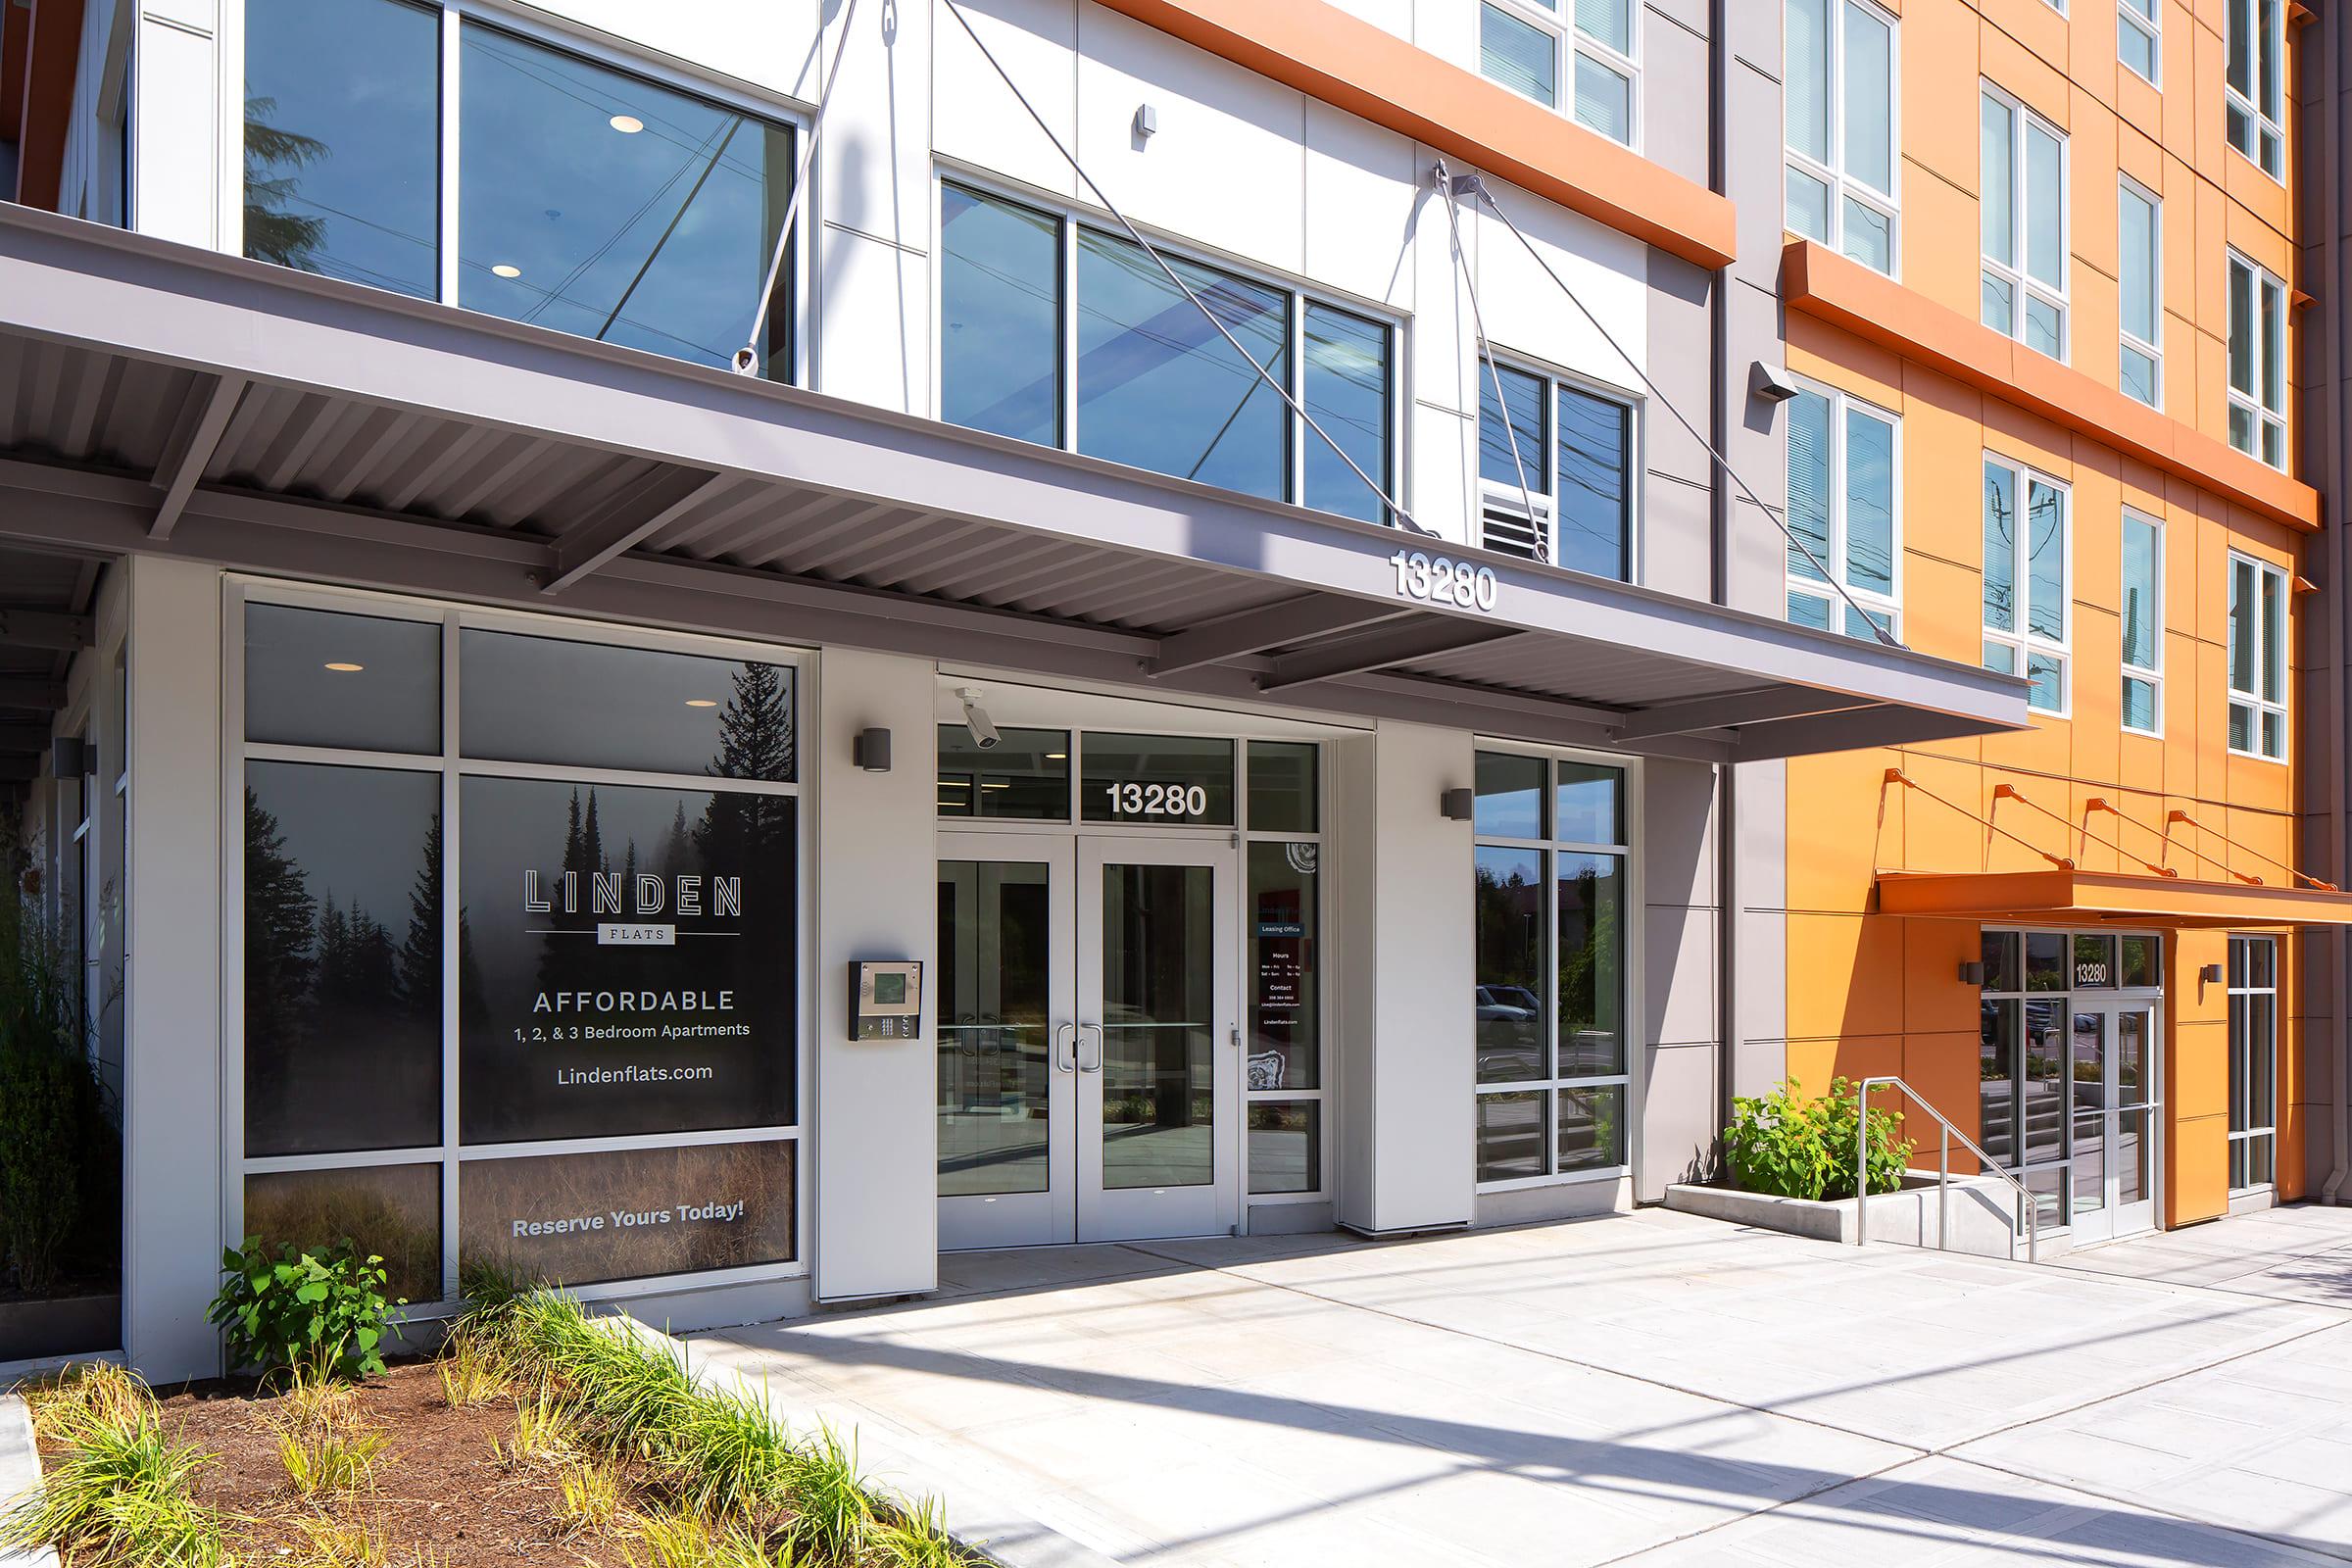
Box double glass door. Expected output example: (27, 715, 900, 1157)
(2067, 1002, 2159, 1242)
(936, 833, 1238, 1249)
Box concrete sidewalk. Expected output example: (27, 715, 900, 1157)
(682, 1205, 2352, 1566)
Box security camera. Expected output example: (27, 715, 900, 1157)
(958, 687, 1001, 750)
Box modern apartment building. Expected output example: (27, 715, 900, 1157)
(1767, 0, 2352, 1248)
(0, 0, 2333, 1384)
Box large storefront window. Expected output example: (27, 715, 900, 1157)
(2228, 935, 2277, 1192)
(1472, 750, 1632, 1188)
(236, 593, 803, 1304)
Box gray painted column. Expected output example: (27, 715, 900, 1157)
(810, 649, 941, 1300)
(121, 554, 225, 1382)
(1332, 720, 1475, 1233)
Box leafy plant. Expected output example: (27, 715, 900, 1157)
(1725, 1076, 1912, 1201)
(0, 887, 118, 1298)
(209, 1236, 405, 1384)
(277, 1423, 389, 1497)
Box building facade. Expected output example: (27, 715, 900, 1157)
(0, 0, 2336, 1385)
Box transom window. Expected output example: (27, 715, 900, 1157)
(1982, 85, 2069, 362)
(2121, 513, 2162, 736)
(1784, 379, 1898, 641)
(242, 0, 797, 378)
(938, 181, 1396, 525)
(2226, 0, 2285, 180)
(1479, 0, 1640, 148)
(2118, 178, 2161, 408)
(1982, 455, 2070, 714)
(2228, 552, 2288, 760)
(1784, 0, 1898, 276)
(2119, 0, 2160, 84)
(1475, 356, 1637, 578)
(1471, 751, 1634, 1192)
(2228, 936, 2278, 1191)
(2228, 253, 2288, 469)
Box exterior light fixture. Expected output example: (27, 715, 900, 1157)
(1046, 751, 1067, 760)
(491, 265, 522, 279)
(53, 737, 90, 778)
(854, 727, 892, 772)
(1134, 103, 1158, 140)
(609, 114, 644, 134)
(2200, 962, 2225, 985)
(1956, 960, 1986, 986)
(323, 662, 365, 672)
(1750, 361, 1802, 404)
(685, 698, 718, 709)
(1440, 787, 1475, 822)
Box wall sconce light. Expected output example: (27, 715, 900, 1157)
(853, 727, 893, 772)
(2200, 962, 2225, 986)
(1440, 787, 1474, 822)
(1750, 361, 1802, 404)
(1956, 960, 1985, 986)
(52, 736, 89, 778)
(1134, 103, 1158, 140)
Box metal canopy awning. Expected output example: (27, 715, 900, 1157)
(0, 204, 2028, 762)
(1877, 870, 2352, 929)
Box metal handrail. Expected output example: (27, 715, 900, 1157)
(1854, 1075, 2040, 1264)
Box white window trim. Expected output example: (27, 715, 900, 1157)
(2224, 0, 2286, 183)
(1982, 454, 2072, 717)
(1982, 82, 2070, 364)
(1784, 0, 1902, 278)
(1473, 348, 1643, 579)
(1481, 0, 1642, 150)
(2119, 0, 2161, 86)
(2227, 550, 2289, 762)
(2227, 934, 2278, 1194)
(2227, 250, 2289, 470)
(2120, 510, 2163, 738)
(1784, 375, 1902, 641)
(1472, 744, 1643, 1197)
(930, 166, 1408, 527)
(2118, 175, 2163, 410)
(220, 577, 816, 1320)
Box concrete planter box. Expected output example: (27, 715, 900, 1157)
(0, 1294, 121, 1365)
(1664, 1172, 2063, 1260)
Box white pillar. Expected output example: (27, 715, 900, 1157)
(1333, 720, 1475, 1232)
(120, 554, 224, 1382)
(129, 0, 226, 250)
(810, 649, 939, 1300)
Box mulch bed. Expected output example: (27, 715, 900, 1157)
(34, 1360, 641, 1567)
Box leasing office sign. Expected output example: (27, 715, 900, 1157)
(460, 775, 797, 1145)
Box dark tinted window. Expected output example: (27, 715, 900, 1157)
(1247, 741, 1319, 834)
(1555, 384, 1632, 580)
(1473, 751, 1545, 839)
(458, 775, 798, 1143)
(246, 604, 441, 754)
(243, 0, 440, 298)
(460, 1140, 795, 1287)
(244, 761, 442, 1155)
(1248, 842, 1319, 1091)
(1081, 733, 1236, 826)
(461, 630, 795, 780)
(245, 1165, 441, 1302)
(1554, 761, 1622, 845)
(1249, 1102, 1319, 1194)
(938, 726, 1068, 819)
(1474, 847, 1544, 1085)
(457, 23, 792, 375)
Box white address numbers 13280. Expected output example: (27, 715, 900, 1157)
(1390, 551, 1499, 612)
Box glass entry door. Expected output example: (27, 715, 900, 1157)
(936, 835, 1237, 1249)
(2069, 1002, 2160, 1243)
(937, 836, 1075, 1250)
(1077, 838, 1238, 1242)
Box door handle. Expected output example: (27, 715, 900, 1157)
(1054, 1022, 1078, 1074)
(1076, 1023, 1104, 1074)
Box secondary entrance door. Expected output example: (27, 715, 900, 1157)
(2068, 1001, 2161, 1243)
(937, 833, 1237, 1249)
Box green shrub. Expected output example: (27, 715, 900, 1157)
(0, 882, 117, 1298)
(208, 1236, 405, 1383)
(1725, 1076, 1912, 1201)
